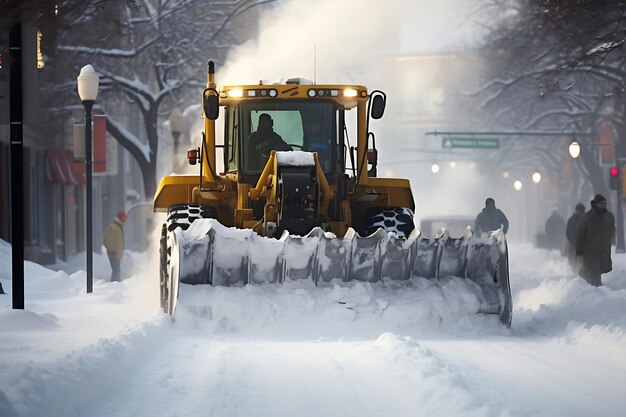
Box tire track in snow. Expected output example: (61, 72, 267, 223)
(80, 330, 508, 417)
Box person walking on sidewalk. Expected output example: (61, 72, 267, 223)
(565, 203, 585, 273)
(103, 210, 127, 282)
(575, 195, 615, 286)
(545, 208, 566, 253)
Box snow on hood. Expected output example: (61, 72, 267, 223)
(276, 151, 315, 166)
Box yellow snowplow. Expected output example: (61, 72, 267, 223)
(154, 61, 512, 327)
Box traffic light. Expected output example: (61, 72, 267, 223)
(610, 166, 620, 190)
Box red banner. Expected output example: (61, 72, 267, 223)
(74, 115, 107, 174)
(93, 115, 107, 173)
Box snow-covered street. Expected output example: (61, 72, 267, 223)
(2, 0, 625, 416)
(1, 238, 625, 417)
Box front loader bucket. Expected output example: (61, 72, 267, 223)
(350, 229, 386, 282)
(467, 230, 512, 326)
(380, 230, 416, 281)
(170, 219, 512, 327)
(282, 230, 323, 283)
(316, 230, 353, 283)
(437, 229, 471, 278)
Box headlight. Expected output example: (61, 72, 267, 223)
(344, 89, 358, 97)
(228, 89, 244, 98)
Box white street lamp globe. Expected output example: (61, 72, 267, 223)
(569, 141, 581, 159)
(532, 171, 542, 184)
(502, 171, 510, 179)
(169, 107, 184, 134)
(431, 163, 440, 174)
(77, 64, 99, 101)
(513, 180, 523, 191)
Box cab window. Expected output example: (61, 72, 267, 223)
(242, 101, 335, 173)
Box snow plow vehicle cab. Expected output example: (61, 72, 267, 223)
(153, 61, 512, 327)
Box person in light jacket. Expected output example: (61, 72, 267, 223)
(103, 210, 127, 282)
(575, 195, 615, 286)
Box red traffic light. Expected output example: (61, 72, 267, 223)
(611, 167, 619, 177)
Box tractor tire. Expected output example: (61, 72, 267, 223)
(166, 204, 218, 232)
(160, 204, 217, 314)
(363, 206, 415, 238)
(159, 223, 169, 312)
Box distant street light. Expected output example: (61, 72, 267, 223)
(449, 161, 456, 168)
(502, 171, 510, 179)
(569, 141, 581, 159)
(169, 107, 184, 155)
(431, 163, 440, 174)
(77, 64, 99, 294)
(532, 171, 542, 184)
(513, 180, 523, 191)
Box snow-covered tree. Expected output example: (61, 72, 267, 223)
(453, 0, 626, 200)
(41, 0, 274, 196)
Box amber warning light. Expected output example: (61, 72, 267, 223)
(187, 147, 200, 165)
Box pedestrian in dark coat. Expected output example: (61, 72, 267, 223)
(575, 194, 615, 286)
(545, 208, 566, 252)
(565, 203, 585, 273)
(474, 198, 509, 237)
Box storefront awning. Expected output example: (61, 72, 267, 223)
(46, 149, 85, 186)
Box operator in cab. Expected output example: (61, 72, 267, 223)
(248, 113, 292, 170)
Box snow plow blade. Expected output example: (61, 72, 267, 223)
(168, 219, 512, 327)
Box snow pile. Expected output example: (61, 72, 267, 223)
(1, 317, 167, 417)
(515, 277, 626, 331)
(174, 278, 499, 337)
(0, 309, 59, 332)
(370, 333, 509, 416)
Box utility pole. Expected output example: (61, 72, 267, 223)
(9, 22, 24, 309)
(616, 160, 625, 253)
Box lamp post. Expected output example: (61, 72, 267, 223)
(569, 141, 581, 158)
(77, 64, 99, 294)
(169, 107, 184, 155)
(532, 171, 542, 184)
(615, 159, 625, 253)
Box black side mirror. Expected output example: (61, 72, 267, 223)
(203, 88, 219, 120)
(370, 91, 386, 120)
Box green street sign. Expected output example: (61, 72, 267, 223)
(442, 137, 500, 149)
